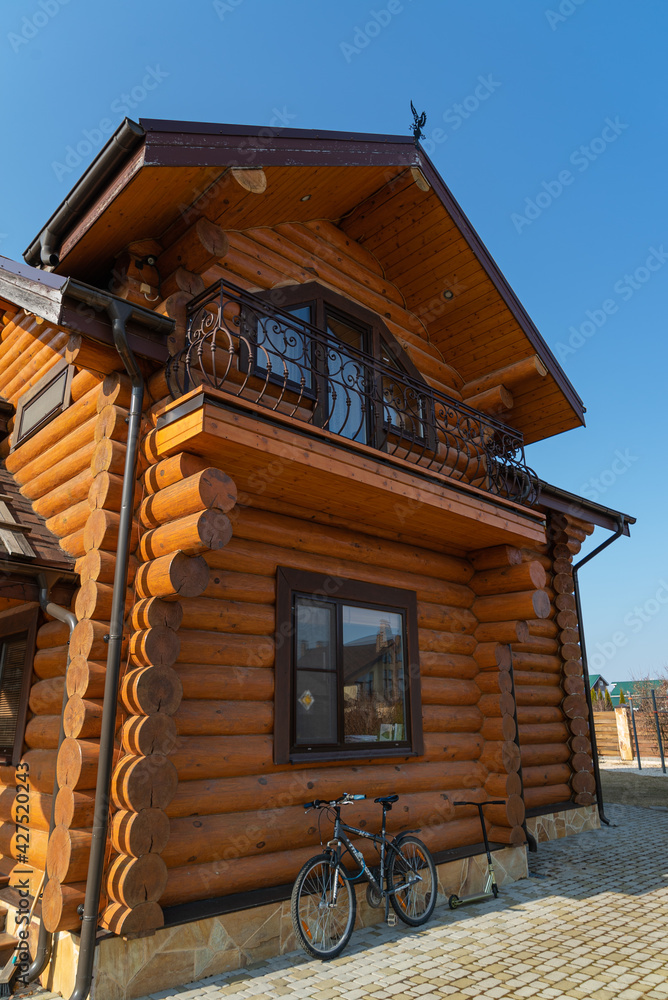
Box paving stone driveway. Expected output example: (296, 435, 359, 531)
(140, 803, 668, 1000)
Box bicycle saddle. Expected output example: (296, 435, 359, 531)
(374, 794, 399, 808)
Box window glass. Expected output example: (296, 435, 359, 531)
(256, 304, 313, 390)
(324, 308, 369, 442)
(294, 597, 337, 745)
(15, 364, 71, 446)
(342, 606, 406, 743)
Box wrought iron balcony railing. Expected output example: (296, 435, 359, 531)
(166, 280, 537, 506)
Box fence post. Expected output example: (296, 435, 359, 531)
(615, 706, 634, 760)
(629, 695, 642, 771)
(651, 688, 666, 774)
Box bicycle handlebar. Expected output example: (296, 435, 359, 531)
(303, 793, 366, 811)
(453, 800, 505, 807)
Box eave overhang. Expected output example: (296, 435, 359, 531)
(0, 255, 173, 364)
(21, 117, 584, 444)
(535, 479, 635, 535)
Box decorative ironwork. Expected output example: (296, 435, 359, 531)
(410, 101, 427, 145)
(167, 280, 538, 506)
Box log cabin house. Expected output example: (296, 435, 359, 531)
(0, 118, 633, 998)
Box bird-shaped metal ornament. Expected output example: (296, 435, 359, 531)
(410, 102, 427, 144)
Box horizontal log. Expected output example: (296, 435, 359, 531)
(523, 784, 572, 809)
(111, 808, 171, 858)
(66, 658, 106, 700)
(94, 403, 131, 444)
(484, 771, 522, 798)
(66, 333, 121, 374)
(74, 580, 133, 622)
(20, 440, 96, 501)
(231, 507, 473, 583)
(70, 620, 113, 660)
(63, 696, 106, 740)
(59, 528, 86, 558)
(422, 705, 482, 732)
(0, 789, 51, 832)
(163, 790, 471, 869)
(130, 597, 184, 632)
(120, 666, 183, 715)
(479, 740, 520, 774)
(12, 415, 97, 487)
(474, 590, 550, 623)
(33, 645, 68, 679)
(421, 677, 480, 706)
(33, 469, 94, 519)
(563, 695, 588, 719)
(166, 759, 488, 819)
(54, 786, 96, 829)
(101, 900, 164, 935)
(470, 545, 522, 572)
(6, 384, 101, 476)
(418, 630, 476, 656)
(512, 637, 559, 656)
(520, 743, 571, 767)
(174, 700, 273, 736)
(571, 752, 594, 773)
(112, 753, 179, 812)
(515, 685, 563, 708)
(528, 619, 559, 639)
(471, 561, 546, 597)
(129, 628, 181, 669)
(204, 570, 276, 605)
(135, 551, 210, 600)
(417, 603, 477, 634)
(18, 750, 55, 793)
(474, 620, 530, 644)
(480, 716, 517, 742)
(139, 469, 237, 529)
(513, 670, 562, 688)
(463, 355, 548, 399)
(158, 217, 229, 277)
(29, 676, 65, 715)
(45, 499, 90, 539)
(83, 508, 139, 553)
(571, 771, 596, 794)
(142, 453, 211, 496)
(36, 620, 70, 649)
(487, 825, 526, 846)
(25, 715, 60, 749)
(87, 471, 125, 512)
(477, 693, 515, 719)
(517, 706, 564, 726)
(518, 722, 570, 745)
(466, 384, 513, 415)
(172, 664, 273, 701)
(511, 651, 562, 674)
(97, 371, 132, 412)
(43, 878, 105, 932)
(90, 438, 127, 478)
(46, 825, 91, 883)
(178, 597, 274, 635)
(76, 548, 138, 585)
(57, 738, 120, 791)
(418, 651, 478, 679)
(0, 821, 47, 868)
(106, 851, 168, 907)
(121, 714, 178, 756)
(178, 630, 274, 667)
(139, 510, 232, 561)
(522, 763, 572, 787)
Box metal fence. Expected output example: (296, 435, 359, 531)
(627, 692, 667, 772)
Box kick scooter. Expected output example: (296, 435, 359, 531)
(448, 800, 504, 909)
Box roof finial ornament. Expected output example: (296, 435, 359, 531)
(410, 101, 427, 145)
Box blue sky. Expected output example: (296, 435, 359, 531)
(1, 0, 666, 681)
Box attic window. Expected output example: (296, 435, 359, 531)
(13, 359, 73, 449)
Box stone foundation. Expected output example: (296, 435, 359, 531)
(525, 803, 600, 843)
(31, 845, 527, 1000)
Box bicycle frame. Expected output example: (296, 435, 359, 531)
(323, 805, 422, 904)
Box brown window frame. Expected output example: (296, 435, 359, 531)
(0, 604, 40, 766)
(12, 359, 73, 450)
(274, 567, 423, 765)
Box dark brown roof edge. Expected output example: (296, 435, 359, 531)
(535, 479, 635, 534)
(415, 147, 586, 429)
(139, 118, 417, 144)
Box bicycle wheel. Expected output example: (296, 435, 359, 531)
(291, 853, 356, 959)
(389, 836, 437, 926)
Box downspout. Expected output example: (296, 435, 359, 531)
(25, 575, 77, 982)
(68, 299, 143, 1000)
(572, 516, 626, 826)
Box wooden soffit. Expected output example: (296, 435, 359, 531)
(152, 388, 547, 554)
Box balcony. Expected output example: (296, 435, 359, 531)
(166, 281, 537, 510)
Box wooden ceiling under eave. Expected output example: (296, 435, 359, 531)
(53, 157, 582, 445)
(338, 173, 583, 444)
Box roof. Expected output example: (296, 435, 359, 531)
(590, 674, 608, 688)
(0, 464, 74, 574)
(22, 117, 586, 445)
(610, 680, 665, 703)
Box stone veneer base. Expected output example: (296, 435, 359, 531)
(23, 805, 597, 1000)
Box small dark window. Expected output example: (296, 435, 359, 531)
(0, 605, 39, 765)
(13, 360, 73, 448)
(275, 569, 423, 764)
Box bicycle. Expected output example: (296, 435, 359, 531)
(290, 792, 437, 959)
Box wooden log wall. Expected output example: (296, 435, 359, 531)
(100, 450, 231, 936)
